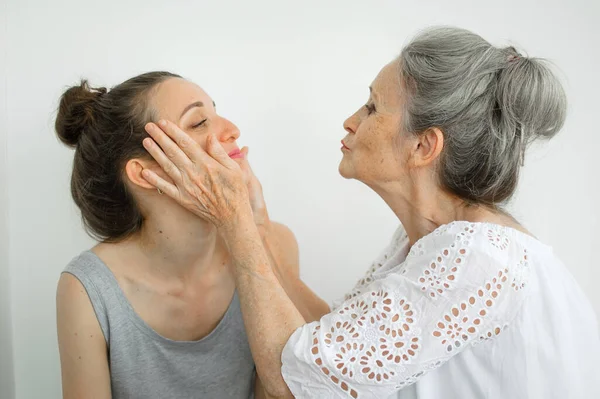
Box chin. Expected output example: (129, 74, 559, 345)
(338, 160, 354, 179)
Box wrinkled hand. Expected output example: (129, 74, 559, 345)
(142, 120, 252, 230)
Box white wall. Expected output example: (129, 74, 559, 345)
(1, 0, 15, 397)
(6, 0, 599, 397)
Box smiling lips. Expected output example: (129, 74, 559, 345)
(228, 149, 244, 159)
(341, 140, 350, 151)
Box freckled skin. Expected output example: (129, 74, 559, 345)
(340, 62, 414, 187)
(338, 60, 534, 245)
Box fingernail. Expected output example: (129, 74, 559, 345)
(159, 120, 167, 128)
(145, 123, 153, 132)
(143, 138, 152, 147)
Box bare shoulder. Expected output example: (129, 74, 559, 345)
(266, 222, 331, 321)
(56, 272, 105, 342)
(269, 222, 298, 245)
(265, 221, 300, 277)
(56, 273, 111, 398)
(57, 272, 92, 310)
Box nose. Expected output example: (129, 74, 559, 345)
(343, 112, 359, 135)
(218, 116, 240, 143)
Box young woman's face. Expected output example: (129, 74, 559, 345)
(152, 77, 243, 160)
(125, 77, 247, 210)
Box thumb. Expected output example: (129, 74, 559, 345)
(238, 146, 251, 182)
(239, 147, 256, 177)
(241, 147, 251, 170)
(241, 146, 249, 158)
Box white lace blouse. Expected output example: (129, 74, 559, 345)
(281, 222, 600, 398)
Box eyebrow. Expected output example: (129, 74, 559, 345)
(180, 101, 204, 119)
(369, 86, 380, 103)
(179, 101, 217, 120)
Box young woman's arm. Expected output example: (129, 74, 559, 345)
(56, 274, 111, 399)
(264, 222, 330, 322)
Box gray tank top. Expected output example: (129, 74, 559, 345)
(64, 250, 256, 399)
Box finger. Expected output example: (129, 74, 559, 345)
(141, 169, 180, 199)
(156, 120, 214, 166)
(237, 147, 253, 176)
(240, 147, 252, 169)
(142, 138, 183, 183)
(145, 122, 195, 169)
(206, 134, 238, 169)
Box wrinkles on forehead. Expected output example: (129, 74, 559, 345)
(371, 62, 403, 114)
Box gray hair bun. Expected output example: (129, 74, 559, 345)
(400, 26, 567, 205)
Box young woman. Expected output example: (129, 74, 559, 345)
(55, 72, 329, 399)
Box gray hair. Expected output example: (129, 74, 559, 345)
(399, 26, 567, 206)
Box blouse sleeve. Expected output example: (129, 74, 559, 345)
(331, 225, 409, 312)
(281, 222, 530, 398)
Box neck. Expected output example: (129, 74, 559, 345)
(124, 208, 228, 281)
(369, 179, 493, 246)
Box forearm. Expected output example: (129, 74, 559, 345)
(223, 216, 305, 398)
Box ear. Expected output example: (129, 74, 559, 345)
(412, 127, 444, 167)
(124, 158, 164, 190)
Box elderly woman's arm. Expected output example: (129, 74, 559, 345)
(221, 215, 309, 398)
(254, 220, 333, 397)
(253, 223, 329, 398)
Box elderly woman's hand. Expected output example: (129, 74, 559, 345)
(142, 120, 253, 231)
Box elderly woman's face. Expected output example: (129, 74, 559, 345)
(340, 61, 411, 186)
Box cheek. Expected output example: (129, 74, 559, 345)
(186, 130, 208, 150)
(353, 121, 406, 177)
(187, 128, 229, 153)
(356, 119, 395, 157)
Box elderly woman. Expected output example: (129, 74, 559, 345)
(141, 27, 600, 398)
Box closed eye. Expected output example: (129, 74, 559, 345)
(192, 119, 207, 128)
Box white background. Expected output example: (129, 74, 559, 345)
(2, 0, 599, 397)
